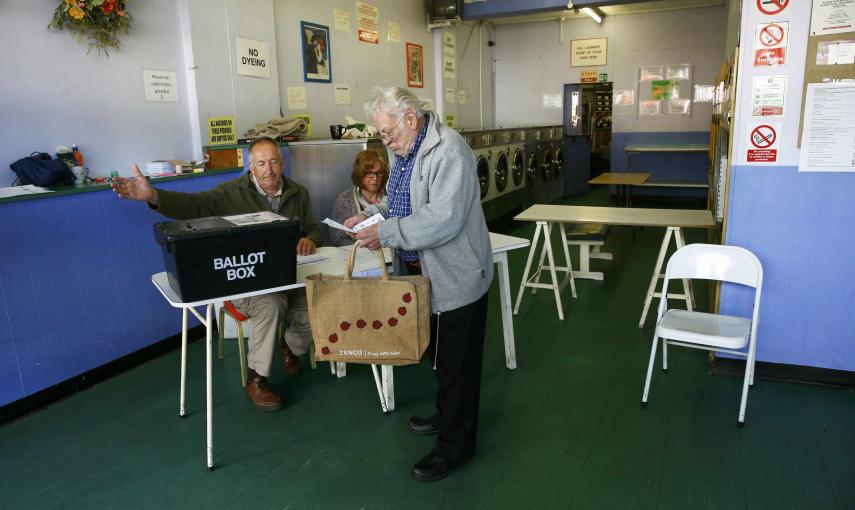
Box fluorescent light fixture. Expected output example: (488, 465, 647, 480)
(581, 7, 603, 24)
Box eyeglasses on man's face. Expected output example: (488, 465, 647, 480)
(378, 115, 406, 142)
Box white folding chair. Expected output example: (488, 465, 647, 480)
(641, 243, 763, 427)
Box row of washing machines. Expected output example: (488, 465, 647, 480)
(461, 126, 565, 223)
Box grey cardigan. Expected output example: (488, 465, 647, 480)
(362, 112, 493, 313)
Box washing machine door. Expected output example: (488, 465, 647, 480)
(495, 151, 509, 192)
(477, 154, 490, 199)
(541, 145, 553, 181)
(526, 150, 537, 186)
(512, 148, 524, 186)
(553, 146, 563, 177)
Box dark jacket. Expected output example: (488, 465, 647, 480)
(154, 172, 322, 245)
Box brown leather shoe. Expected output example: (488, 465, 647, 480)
(244, 370, 282, 411)
(279, 339, 302, 378)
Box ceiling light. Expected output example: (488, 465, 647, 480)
(581, 7, 603, 24)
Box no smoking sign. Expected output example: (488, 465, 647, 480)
(754, 22, 788, 66)
(756, 0, 789, 16)
(747, 123, 779, 163)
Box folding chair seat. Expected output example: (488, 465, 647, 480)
(640, 243, 763, 426)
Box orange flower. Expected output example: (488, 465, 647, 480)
(68, 6, 85, 19)
(102, 0, 117, 15)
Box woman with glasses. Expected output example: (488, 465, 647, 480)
(329, 149, 388, 246)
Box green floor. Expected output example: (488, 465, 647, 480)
(2, 189, 853, 509)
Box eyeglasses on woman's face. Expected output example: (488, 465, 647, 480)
(363, 170, 384, 179)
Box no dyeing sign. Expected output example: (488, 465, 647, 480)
(236, 37, 271, 78)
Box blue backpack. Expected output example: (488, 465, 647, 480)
(10, 152, 76, 187)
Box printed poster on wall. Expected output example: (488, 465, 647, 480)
(580, 71, 598, 83)
(333, 9, 350, 33)
(570, 38, 607, 67)
(287, 86, 307, 110)
(445, 88, 456, 104)
(294, 113, 312, 137)
(816, 40, 855, 64)
(356, 2, 379, 44)
(387, 20, 400, 42)
(142, 70, 178, 102)
(443, 54, 456, 80)
(235, 37, 271, 78)
(751, 75, 787, 116)
(334, 84, 351, 105)
(443, 31, 456, 56)
(444, 113, 455, 128)
(799, 82, 855, 172)
(810, 0, 855, 36)
(208, 116, 236, 145)
(754, 22, 788, 66)
(745, 121, 780, 163)
(639, 65, 663, 81)
(458, 89, 467, 104)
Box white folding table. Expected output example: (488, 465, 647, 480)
(512, 204, 714, 324)
(152, 234, 529, 470)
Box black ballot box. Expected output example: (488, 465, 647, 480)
(154, 213, 300, 302)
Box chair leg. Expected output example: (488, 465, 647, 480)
(236, 320, 248, 387)
(738, 342, 757, 426)
(662, 339, 669, 372)
(641, 335, 660, 406)
(217, 306, 226, 360)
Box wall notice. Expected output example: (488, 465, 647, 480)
(580, 71, 598, 83)
(751, 75, 787, 116)
(810, 0, 855, 36)
(571, 38, 607, 67)
(287, 86, 307, 110)
(799, 82, 855, 172)
(356, 2, 379, 44)
(142, 70, 178, 102)
(334, 83, 351, 105)
(208, 116, 236, 145)
(746, 122, 780, 163)
(443, 55, 456, 79)
(334, 9, 350, 33)
(235, 37, 271, 78)
(754, 22, 788, 66)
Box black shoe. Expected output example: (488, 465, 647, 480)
(411, 453, 453, 482)
(408, 415, 440, 435)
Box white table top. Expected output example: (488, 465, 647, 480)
(514, 204, 714, 228)
(153, 233, 529, 308)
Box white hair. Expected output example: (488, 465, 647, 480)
(364, 86, 431, 122)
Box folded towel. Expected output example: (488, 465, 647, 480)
(242, 118, 308, 139)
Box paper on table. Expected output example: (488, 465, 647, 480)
(336, 245, 392, 274)
(0, 185, 53, 198)
(297, 253, 330, 266)
(223, 211, 287, 226)
(322, 213, 384, 233)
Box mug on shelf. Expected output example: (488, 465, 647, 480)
(330, 125, 345, 140)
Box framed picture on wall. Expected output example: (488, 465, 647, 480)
(301, 21, 331, 83)
(406, 42, 424, 88)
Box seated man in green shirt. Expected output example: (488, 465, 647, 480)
(113, 137, 321, 412)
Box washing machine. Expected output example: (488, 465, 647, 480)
(523, 128, 542, 208)
(484, 129, 522, 221)
(546, 126, 565, 203)
(507, 129, 527, 211)
(464, 130, 495, 206)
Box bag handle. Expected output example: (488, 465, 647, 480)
(345, 243, 389, 281)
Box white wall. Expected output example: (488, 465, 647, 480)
(436, 22, 495, 130)
(493, 6, 726, 132)
(0, 0, 195, 182)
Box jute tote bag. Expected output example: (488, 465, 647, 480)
(305, 244, 431, 365)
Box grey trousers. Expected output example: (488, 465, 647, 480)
(230, 289, 312, 377)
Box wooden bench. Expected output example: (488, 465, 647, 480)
(565, 223, 612, 281)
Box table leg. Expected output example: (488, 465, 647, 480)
(557, 223, 578, 299)
(514, 222, 543, 315)
(179, 308, 188, 418)
(673, 228, 695, 310)
(380, 365, 395, 412)
(205, 304, 214, 470)
(494, 252, 517, 369)
(639, 227, 674, 327)
(542, 222, 565, 320)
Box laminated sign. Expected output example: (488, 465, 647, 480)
(746, 123, 780, 163)
(754, 22, 788, 67)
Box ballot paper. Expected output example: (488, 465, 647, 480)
(0, 185, 53, 198)
(223, 211, 287, 226)
(322, 213, 384, 233)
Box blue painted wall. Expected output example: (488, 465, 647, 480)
(721, 165, 855, 372)
(610, 131, 709, 198)
(0, 169, 244, 407)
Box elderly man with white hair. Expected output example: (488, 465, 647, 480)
(346, 86, 493, 482)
